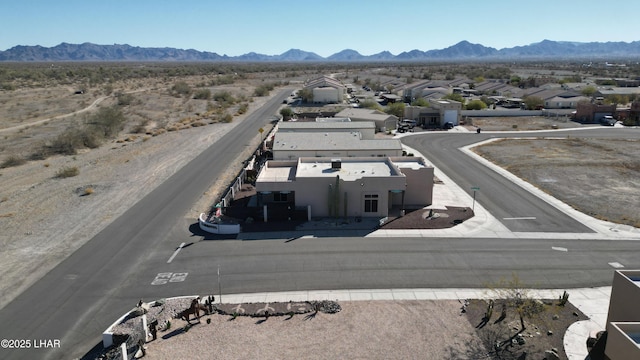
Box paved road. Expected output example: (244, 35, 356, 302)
(0, 111, 638, 360)
(401, 128, 640, 232)
(133, 236, 640, 296)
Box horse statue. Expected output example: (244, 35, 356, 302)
(176, 297, 209, 323)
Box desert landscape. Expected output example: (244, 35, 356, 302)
(1, 63, 638, 360)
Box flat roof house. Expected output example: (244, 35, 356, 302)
(255, 156, 434, 219)
(271, 131, 403, 160)
(334, 108, 398, 132)
(277, 121, 376, 139)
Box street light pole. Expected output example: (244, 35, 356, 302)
(471, 186, 480, 212)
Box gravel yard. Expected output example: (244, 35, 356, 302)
(143, 300, 486, 360)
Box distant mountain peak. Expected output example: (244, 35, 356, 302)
(1, 40, 639, 62)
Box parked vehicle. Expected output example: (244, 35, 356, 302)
(600, 116, 616, 126)
(443, 122, 454, 130)
(400, 119, 417, 129)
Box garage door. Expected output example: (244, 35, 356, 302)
(443, 110, 457, 125)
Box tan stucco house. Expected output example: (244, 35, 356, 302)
(255, 157, 434, 219)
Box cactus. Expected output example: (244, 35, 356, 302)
(559, 291, 569, 306)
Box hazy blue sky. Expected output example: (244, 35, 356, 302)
(2, 0, 638, 57)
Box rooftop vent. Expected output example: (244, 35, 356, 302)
(331, 159, 342, 170)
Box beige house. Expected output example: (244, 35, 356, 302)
(255, 157, 434, 218)
(604, 270, 640, 360)
(334, 108, 398, 132)
(404, 99, 462, 128)
(304, 75, 345, 104)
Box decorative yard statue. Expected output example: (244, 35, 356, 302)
(177, 297, 208, 323)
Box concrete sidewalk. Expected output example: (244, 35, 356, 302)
(218, 286, 610, 360)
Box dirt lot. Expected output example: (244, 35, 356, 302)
(464, 115, 584, 131)
(473, 137, 640, 227)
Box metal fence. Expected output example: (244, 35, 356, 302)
(216, 168, 246, 216)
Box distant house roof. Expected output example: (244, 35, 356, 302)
(304, 75, 345, 90)
(596, 87, 640, 96)
(272, 132, 402, 152)
(278, 121, 375, 131)
(335, 108, 398, 122)
(545, 95, 590, 103)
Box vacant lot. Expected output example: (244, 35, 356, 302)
(474, 137, 640, 227)
(464, 115, 585, 131)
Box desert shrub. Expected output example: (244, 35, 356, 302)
(193, 88, 211, 100)
(253, 82, 277, 97)
(280, 107, 294, 120)
(116, 92, 134, 106)
(55, 166, 79, 178)
(48, 131, 82, 155)
(88, 106, 126, 138)
(171, 81, 191, 97)
(236, 103, 249, 115)
(80, 129, 103, 148)
(1, 155, 26, 168)
(132, 119, 150, 134)
(466, 99, 487, 110)
(213, 91, 235, 105)
(32, 106, 125, 159)
(221, 113, 233, 123)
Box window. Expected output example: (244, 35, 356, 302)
(274, 192, 289, 202)
(364, 194, 378, 213)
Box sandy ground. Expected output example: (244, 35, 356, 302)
(0, 93, 273, 310)
(144, 301, 485, 360)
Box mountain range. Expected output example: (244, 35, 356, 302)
(1, 40, 639, 62)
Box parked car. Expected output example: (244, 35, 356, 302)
(400, 119, 417, 129)
(600, 116, 616, 126)
(443, 122, 454, 129)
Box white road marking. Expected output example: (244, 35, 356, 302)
(169, 272, 189, 282)
(609, 262, 625, 269)
(552, 247, 568, 252)
(151, 272, 173, 285)
(167, 242, 186, 263)
(503, 217, 537, 220)
(151, 272, 189, 285)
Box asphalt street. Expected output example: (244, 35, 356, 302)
(0, 104, 639, 360)
(401, 128, 640, 232)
